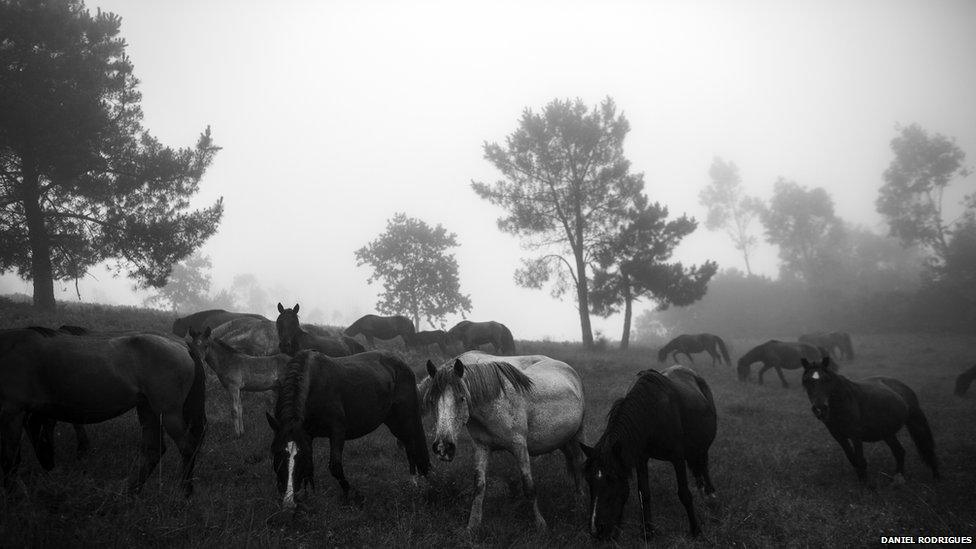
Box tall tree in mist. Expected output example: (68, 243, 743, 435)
(698, 157, 763, 274)
(472, 97, 644, 348)
(589, 196, 717, 349)
(143, 252, 234, 313)
(760, 178, 844, 285)
(877, 123, 972, 264)
(0, 1, 223, 310)
(355, 213, 472, 330)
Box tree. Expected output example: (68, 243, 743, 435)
(877, 123, 972, 263)
(144, 252, 235, 313)
(0, 0, 223, 310)
(698, 157, 763, 274)
(230, 273, 269, 314)
(472, 97, 644, 348)
(760, 178, 844, 285)
(589, 196, 717, 349)
(355, 213, 472, 329)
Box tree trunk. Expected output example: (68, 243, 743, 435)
(743, 248, 753, 276)
(574, 253, 594, 348)
(619, 281, 633, 350)
(21, 163, 56, 311)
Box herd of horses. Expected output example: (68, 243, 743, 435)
(0, 308, 970, 541)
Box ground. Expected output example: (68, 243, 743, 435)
(1, 300, 974, 546)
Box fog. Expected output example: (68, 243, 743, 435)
(2, 0, 974, 340)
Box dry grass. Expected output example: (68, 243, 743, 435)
(1, 300, 974, 547)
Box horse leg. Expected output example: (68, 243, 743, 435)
(467, 442, 489, 533)
(689, 452, 719, 511)
(25, 414, 56, 471)
(671, 459, 699, 537)
(682, 352, 695, 364)
(774, 366, 789, 388)
(829, 430, 866, 481)
(73, 423, 90, 458)
(636, 460, 655, 537)
(229, 385, 245, 438)
(560, 438, 585, 498)
(512, 442, 547, 531)
(130, 402, 165, 493)
(329, 432, 361, 505)
(883, 434, 906, 483)
(0, 404, 27, 488)
(159, 409, 199, 497)
(757, 364, 771, 385)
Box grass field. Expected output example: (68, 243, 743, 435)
(1, 300, 974, 547)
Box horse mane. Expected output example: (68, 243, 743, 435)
(27, 326, 61, 337)
(275, 352, 314, 428)
(598, 369, 674, 453)
(424, 360, 533, 408)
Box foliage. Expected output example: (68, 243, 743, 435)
(877, 123, 971, 260)
(0, 0, 223, 309)
(355, 213, 471, 329)
(142, 252, 235, 313)
(698, 157, 763, 274)
(472, 97, 644, 347)
(760, 178, 844, 285)
(589, 195, 717, 348)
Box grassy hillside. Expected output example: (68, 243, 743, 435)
(1, 301, 974, 547)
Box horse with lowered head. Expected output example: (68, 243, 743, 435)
(581, 366, 717, 539)
(657, 333, 732, 367)
(447, 320, 516, 355)
(344, 314, 415, 347)
(266, 350, 429, 509)
(423, 351, 585, 533)
(0, 327, 207, 495)
(737, 339, 829, 388)
(172, 309, 267, 337)
(276, 303, 365, 357)
(801, 356, 939, 482)
(407, 329, 453, 355)
(799, 331, 855, 360)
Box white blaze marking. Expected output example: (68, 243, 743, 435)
(811, 371, 820, 380)
(590, 496, 599, 533)
(283, 441, 297, 506)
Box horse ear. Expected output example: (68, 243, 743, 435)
(579, 442, 595, 459)
(294, 303, 300, 313)
(453, 359, 464, 378)
(426, 360, 437, 378)
(277, 302, 284, 313)
(801, 358, 812, 369)
(266, 412, 279, 432)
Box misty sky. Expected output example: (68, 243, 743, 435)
(3, 0, 975, 340)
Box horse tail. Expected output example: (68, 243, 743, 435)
(715, 336, 732, 367)
(499, 324, 516, 355)
(692, 370, 716, 409)
(183, 346, 209, 448)
(905, 400, 940, 479)
(390, 356, 431, 477)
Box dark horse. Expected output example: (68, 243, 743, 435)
(799, 331, 855, 360)
(801, 357, 939, 482)
(447, 320, 516, 355)
(956, 364, 976, 396)
(265, 350, 430, 508)
(276, 303, 364, 357)
(737, 340, 828, 388)
(581, 366, 717, 539)
(0, 327, 207, 495)
(657, 334, 731, 367)
(344, 314, 415, 347)
(172, 309, 267, 337)
(407, 329, 452, 354)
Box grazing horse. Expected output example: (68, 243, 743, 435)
(424, 351, 585, 532)
(276, 303, 362, 357)
(407, 330, 452, 355)
(657, 334, 731, 367)
(187, 328, 290, 437)
(0, 327, 207, 495)
(447, 320, 517, 355)
(801, 357, 939, 482)
(344, 314, 416, 347)
(799, 332, 855, 361)
(172, 309, 267, 337)
(581, 366, 717, 539)
(265, 350, 429, 508)
(956, 364, 976, 396)
(737, 340, 828, 388)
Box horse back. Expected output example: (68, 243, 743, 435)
(662, 366, 717, 447)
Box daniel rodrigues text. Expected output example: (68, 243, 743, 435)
(881, 536, 972, 544)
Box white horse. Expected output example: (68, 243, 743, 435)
(423, 351, 586, 532)
(187, 327, 289, 437)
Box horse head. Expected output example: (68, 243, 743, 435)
(275, 302, 302, 355)
(801, 356, 837, 421)
(424, 358, 471, 462)
(579, 441, 629, 539)
(265, 412, 314, 509)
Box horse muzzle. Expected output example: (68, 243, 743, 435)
(432, 440, 456, 462)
